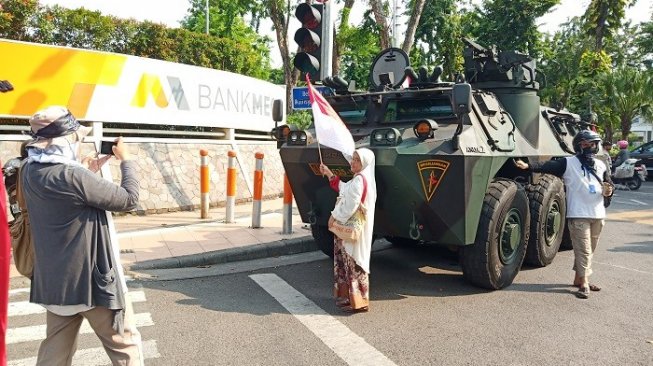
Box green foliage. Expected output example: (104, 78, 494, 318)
(579, 49, 612, 77)
(286, 110, 312, 130)
(539, 18, 589, 107)
(636, 16, 653, 67)
(0, 0, 37, 40)
(0, 0, 270, 78)
(582, 0, 633, 51)
(470, 0, 560, 58)
(336, 9, 381, 91)
(411, 0, 463, 81)
(598, 66, 653, 138)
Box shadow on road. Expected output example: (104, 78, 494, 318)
(134, 243, 582, 317)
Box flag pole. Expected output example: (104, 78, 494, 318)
(307, 73, 325, 168)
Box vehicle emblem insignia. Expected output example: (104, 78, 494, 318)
(417, 159, 450, 202)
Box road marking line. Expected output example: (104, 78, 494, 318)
(7, 339, 160, 366)
(630, 199, 647, 205)
(9, 291, 147, 317)
(7, 312, 154, 345)
(250, 273, 397, 366)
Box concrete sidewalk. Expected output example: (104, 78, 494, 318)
(9, 197, 314, 279)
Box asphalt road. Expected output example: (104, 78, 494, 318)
(8, 182, 653, 365)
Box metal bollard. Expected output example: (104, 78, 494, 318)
(282, 173, 293, 234)
(200, 149, 210, 219)
(251, 152, 264, 228)
(226, 150, 237, 223)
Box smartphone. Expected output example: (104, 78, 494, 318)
(100, 141, 117, 155)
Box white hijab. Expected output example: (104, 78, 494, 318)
(345, 148, 377, 273)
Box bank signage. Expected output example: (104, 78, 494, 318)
(0, 40, 285, 132)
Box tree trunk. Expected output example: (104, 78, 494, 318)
(402, 0, 426, 54)
(621, 115, 632, 140)
(370, 0, 391, 49)
(333, 0, 356, 76)
(267, 0, 296, 114)
(594, 1, 609, 51)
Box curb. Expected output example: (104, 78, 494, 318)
(127, 235, 315, 271)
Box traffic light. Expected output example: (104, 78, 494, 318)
(293, 3, 326, 82)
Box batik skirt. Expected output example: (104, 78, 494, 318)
(333, 238, 369, 310)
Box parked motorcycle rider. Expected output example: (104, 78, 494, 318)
(612, 140, 630, 172)
(598, 141, 612, 172)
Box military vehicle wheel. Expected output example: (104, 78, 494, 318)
(311, 224, 335, 258)
(461, 180, 530, 290)
(525, 175, 566, 267)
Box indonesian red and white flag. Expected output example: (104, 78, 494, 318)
(307, 76, 355, 160)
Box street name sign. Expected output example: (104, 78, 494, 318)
(292, 86, 334, 110)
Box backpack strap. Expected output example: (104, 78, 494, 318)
(355, 174, 367, 204)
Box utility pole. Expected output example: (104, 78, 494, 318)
(319, 0, 333, 82)
(205, 0, 209, 35)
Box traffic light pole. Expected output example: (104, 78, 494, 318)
(319, 0, 333, 82)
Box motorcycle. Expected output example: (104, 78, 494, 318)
(612, 158, 646, 190)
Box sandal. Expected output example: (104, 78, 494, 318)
(335, 298, 350, 307)
(341, 305, 369, 313)
(576, 286, 590, 299)
(573, 283, 601, 292)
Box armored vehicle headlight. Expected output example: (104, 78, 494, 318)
(413, 119, 438, 140)
(287, 130, 312, 146)
(370, 128, 402, 146)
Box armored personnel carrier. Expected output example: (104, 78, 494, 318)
(275, 39, 588, 289)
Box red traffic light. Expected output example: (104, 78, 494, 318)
(294, 28, 320, 52)
(296, 3, 321, 29)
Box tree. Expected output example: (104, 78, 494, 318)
(411, 0, 463, 80)
(582, 0, 633, 52)
(333, 0, 356, 77)
(263, 0, 295, 113)
(471, 0, 559, 58)
(368, 0, 391, 49)
(539, 18, 590, 108)
(0, 0, 37, 40)
(599, 66, 653, 140)
(401, 0, 426, 54)
(636, 15, 653, 67)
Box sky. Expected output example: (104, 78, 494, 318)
(38, 0, 653, 67)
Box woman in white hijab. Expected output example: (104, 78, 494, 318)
(319, 148, 377, 312)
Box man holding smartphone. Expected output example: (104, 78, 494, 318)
(21, 106, 142, 365)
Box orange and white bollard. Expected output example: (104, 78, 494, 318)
(282, 173, 293, 234)
(226, 150, 237, 223)
(251, 152, 264, 228)
(200, 149, 210, 219)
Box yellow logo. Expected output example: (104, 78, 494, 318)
(417, 159, 450, 202)
(130, 74, 189, 110)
